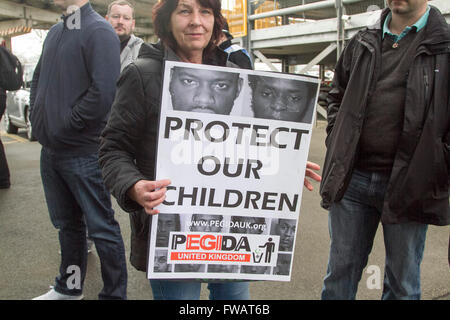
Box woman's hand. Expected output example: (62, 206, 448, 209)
(127, 179, 171, 215)
(304, 161, 321, 191)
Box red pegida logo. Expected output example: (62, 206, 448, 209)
(171, 233, 251, 251)
(168, 232, 279, 265)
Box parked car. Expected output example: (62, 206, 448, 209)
(3, 64, 35, 141)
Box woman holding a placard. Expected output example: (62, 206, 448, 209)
(99, 0, 321, 300)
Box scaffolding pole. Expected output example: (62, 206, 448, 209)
(335, 0, 345, 59)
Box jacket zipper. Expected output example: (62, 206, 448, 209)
(423, 70, 429, 105)
(407, 47, 432, 123)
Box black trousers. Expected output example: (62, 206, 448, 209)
(0, 90, 10, 185)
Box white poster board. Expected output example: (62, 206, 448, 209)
(148, 61, 320, 281)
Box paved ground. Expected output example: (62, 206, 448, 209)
(0, 122, 448, 300)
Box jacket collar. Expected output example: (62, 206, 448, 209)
(164, 45, 181, 62)
(125, 34, 143, 49)
(382, 6, 430, 40)
(61, 2, 92, 22)
(421, 5, 450, 46)
(137, 41, 164, 61)
(362, 6, 450, 52)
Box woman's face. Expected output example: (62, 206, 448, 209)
(170, 0, 215, 57)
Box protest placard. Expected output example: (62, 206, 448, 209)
(147, 61, 320, 281)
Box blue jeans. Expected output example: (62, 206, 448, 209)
(150, 280, 250, 300)
(40, 147, 127, 299)
(321, 169, 428, 300)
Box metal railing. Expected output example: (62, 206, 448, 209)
(248, 0, 364, 21)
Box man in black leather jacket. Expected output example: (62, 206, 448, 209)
(320, 2, 449, 300)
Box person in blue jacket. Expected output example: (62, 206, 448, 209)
(30, 0, 127, 300)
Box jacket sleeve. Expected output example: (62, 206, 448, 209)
(326, 38, 355, 140)
(99, 63, 148, 212)
(69, 26, 120, 131)
(29, 55, 41, 113)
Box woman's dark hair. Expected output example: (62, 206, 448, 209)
(152, 0, 225, 57)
